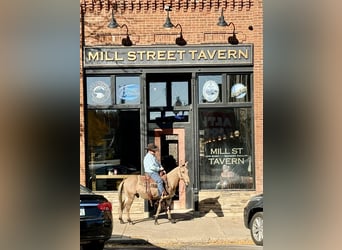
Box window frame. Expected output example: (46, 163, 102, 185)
(196, 71, 255, 190)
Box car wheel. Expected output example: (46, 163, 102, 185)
(250, 211, 263, 246)
(82, 241, 105, 250)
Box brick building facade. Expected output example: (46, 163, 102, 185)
(80, 0, 263, 216)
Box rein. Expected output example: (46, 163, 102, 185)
(178, 164, 185, 181)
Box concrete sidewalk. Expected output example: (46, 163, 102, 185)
(108, 210, 254, 248)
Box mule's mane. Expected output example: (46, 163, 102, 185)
(167, 163, 186, 179)
(167, 165, 180, 179)
(166, 163, 187, 189)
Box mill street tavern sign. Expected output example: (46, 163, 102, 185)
(83, 44, 253, 68)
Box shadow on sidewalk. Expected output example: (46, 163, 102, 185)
(106, 237, 168, 249)
(117, 196, 224, 226)
(198, 196, 224, 217)
(120, 211, 195, 225)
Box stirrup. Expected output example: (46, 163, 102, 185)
(160, 192, 169, 199)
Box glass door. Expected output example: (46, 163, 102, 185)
(146, 73, 191, 209)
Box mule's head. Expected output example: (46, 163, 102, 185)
(179, 161, 190, 186)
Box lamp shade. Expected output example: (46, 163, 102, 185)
(163, 16, 174, 28)
(108, 18, 119, 28)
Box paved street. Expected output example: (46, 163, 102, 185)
(82, 210, 262, 250)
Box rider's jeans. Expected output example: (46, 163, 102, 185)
(147, 172, 164, 196)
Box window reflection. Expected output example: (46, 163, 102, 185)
(87, 109, 141, 190)
(172, 81, 189, 107)
(115, 76, 140, 104)
(198, 108, 254, 190)
(149, 82, 166, 107)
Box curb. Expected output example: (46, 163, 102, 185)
(107, 236, 254, 246)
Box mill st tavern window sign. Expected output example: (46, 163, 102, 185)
(83, 44, 253, 67)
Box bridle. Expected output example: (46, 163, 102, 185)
(178, 162, 189, 185)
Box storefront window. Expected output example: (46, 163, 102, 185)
(148, 78, 190, 123)
(87, 109, 141, 190)
(149, 82, 166, 107)
(86, 76, 112, 106)
(198, 75, 222, 103)
(198, 108, 254, 189)
(172, 81, 189, 107)
(228, 74, 251, 103)
(115, 76, 140, 104)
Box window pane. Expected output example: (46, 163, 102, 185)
(149, 82, 166, 107)
(198, 75, 222, 103)
(86, 76, 112, 106)
(228, 74, 251, 102)
(198, 108, 254, 189)
(149, 111, 189, 123)
(115, 76, 140, 104)
(172, 81, 189, 106)
(87, 110, 141, 190)
(149, 111, 161, 121)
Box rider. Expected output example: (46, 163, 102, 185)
(143, 143, 167, 198)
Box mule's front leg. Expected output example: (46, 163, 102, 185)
(166, 202, 176, 224)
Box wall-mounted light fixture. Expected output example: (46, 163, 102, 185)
(163, 5, 174, 28)
(217, 9, 239, 45)
(108, 8, 119, 28)
(163, 5, 187, 46)
(173, 23, 187, 46)
(108, 8, 133, 46)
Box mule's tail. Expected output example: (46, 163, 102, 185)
(118, 180, 125, 221)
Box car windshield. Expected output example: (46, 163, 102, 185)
(80, 184, 92, 194)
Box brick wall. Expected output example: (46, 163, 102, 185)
(97, 191, 146, 220)
(198, 190, 259, 216)
(80, 0, 262, 47)
(80, 0, 263, 194)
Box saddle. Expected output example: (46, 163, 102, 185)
(138, 172, 169, 204)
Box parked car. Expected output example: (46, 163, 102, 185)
(243, 193, 263, 246)
(80, 184, 113, 250)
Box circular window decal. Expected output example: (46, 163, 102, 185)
(231, 83, 247, 99)
(203, 80, 219, 102)
(90, 81, 111, 104)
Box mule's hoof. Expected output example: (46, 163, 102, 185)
(127, 219, 135, 225)
(119, 220, 124, 224)
(170, 219, 176, 224)
(154, 221, 159, 225)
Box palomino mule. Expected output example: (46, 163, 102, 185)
(118, 161, 190, 225)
